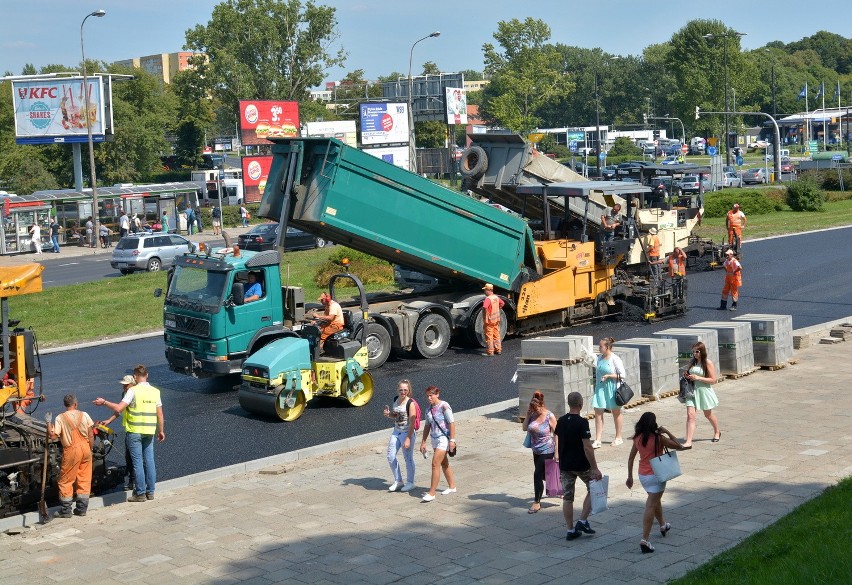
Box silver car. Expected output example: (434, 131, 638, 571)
(723, 172, 742, 188)
(111, 233, 195, 274)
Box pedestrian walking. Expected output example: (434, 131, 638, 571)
(481, 283, 504, 356)
(681, 342, 721, 448)
(85, 217, 95, 247)
(132, 213, 142, 234)
(522, 391, 556, 513)
(419, 386, 456, 502)
(161, 210, 169, 233)
(48, 394, 95, 517)
(29, 223, 42, 254)
(719, 249, 742, 311)
(554, 391, 602, 541)
(185, 206, 195, 235)
(119, 210, 130, 238)
(94, 364, 165, 502)
(49, 217, 61, 253)
(626, 412, 683, 553)
(591, 337, 626, 448)
(383, 379, 417, 493)
(240, 204, 249, 227)
(211, 206, 222, 235)
(98, 374, 136, 491)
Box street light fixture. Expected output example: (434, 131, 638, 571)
(81, 9, 106, 249)
(703, 30, 746, 166)
(407, 31, 440, 174)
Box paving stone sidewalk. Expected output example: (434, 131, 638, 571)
(2, 339, 850, 584)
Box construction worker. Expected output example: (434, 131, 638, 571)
(646, 227, 662, 282)
(48, 394, 94, 518)
(725, 203, 747, 248)
(482, 283, 505, 356)
(663, 247, 687, 298)
(719, 249, 743, 311)
(309, 292, 345, 345)
(600, 203, 622, 242)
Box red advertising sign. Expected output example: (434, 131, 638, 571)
(241, 155, 274, 203)
(239, 100, 299, 146)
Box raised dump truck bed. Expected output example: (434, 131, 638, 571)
(259, 137, 540, 292)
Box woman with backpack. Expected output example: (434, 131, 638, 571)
(419, 385, 457, 502)
(383, 379, 419, 493)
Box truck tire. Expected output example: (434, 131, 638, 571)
(465, 308, 508, 348)
(413, 313, 452, 359)
(365, 322, 391, 369)
(459, 146, 488, 179)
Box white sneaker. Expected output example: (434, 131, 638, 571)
(441, 487, 457, 495)
(401, 483, 415, 492)
(421, 494, 435, 502)
(388, 482, 401, 492)
(592, 440, 602, 449)
(611, 438, 624, 447)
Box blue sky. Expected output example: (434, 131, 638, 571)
(3, 1, 850, 84)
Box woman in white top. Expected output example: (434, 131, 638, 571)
(29, 223, 42, 254)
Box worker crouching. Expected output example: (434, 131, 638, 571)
(49, 394, 95, 518)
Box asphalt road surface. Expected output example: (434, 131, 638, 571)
(31, 227, 852, 484)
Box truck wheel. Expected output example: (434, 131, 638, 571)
(413, 314, 452, 358)
(459, 146, 488, 179)
(364, 322, 391, 369)
(344, 372, 374, 407)
(465, 308, 508, 348)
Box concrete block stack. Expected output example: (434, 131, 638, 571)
(517, 336, 594, 418)
(653, 328, 721, 377)
(692, 321, 755, 376)
(614, 338, 679, 399)
(732, 314, 794, 367)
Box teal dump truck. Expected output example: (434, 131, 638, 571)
(163, 137, 626, 389)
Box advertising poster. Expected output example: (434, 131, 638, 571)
(363, 146, 410, 171)
(241, 155, 274, 203)
(360, 102, 409, 146)
(445, 87, 468, 125)
(304, 120, 358, 147)
(239, 100, 299, 146)
(13, 77, 106, 144)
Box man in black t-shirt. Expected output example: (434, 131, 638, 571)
(554, 392, 602, 541)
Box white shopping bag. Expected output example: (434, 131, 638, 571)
(589, 475, 609, 515)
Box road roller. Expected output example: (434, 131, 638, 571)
(237, 273, 374, 421)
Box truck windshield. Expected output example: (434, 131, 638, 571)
(166, 266, 228, 312)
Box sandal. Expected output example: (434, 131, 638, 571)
(528, 504, 541, 514)
(660, 522, 671, 537)
(640, 539, 655, 554)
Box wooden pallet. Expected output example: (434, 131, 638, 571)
(760, 363, 786, 371)
(725, 367, 759, 380)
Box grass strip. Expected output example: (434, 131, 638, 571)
(670, 476, 851, 585)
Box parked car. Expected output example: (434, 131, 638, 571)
(779, 157, 794, 174)
(601, 165, 617, 180)
(742, 168, 767, 184)
(237, 222, 328, 252)
(723, 172, 742, 188)
(111, 233, 195, 274)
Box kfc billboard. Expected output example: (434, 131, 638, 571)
(12, 76, 108, 144)
(359, 102, 409, 146)
(239, 100, 299, 146)
(241, 155, 274, 203)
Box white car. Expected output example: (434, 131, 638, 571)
(723, 172, 742, 188)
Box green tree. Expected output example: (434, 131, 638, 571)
(421, 61, 440, 75)
(608, 136, 642, 157)
(184, 0, 346, 129)
(415, 121, 446, 148)
(169, 69, 215, 168)
(786, 31, 852, 74)
(480, 18, 575, 134)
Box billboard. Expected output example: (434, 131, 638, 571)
(359, 102, 409, 146)
(304, 120, 357, 147)
(362, 146, 410, 171)
(239, 100, 299, 146)
(241, 155, 274, 203)
(445, 87, 467, 125)
(12, 76, 108, 144)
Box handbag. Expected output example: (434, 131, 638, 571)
(432, 404, 456, 457)
(522, 432, 532, 449)
(589, 475, 609, 514)
(544, 458, 563, 497)
(614, 373, 634, 407)
(650, 435, 682, 482)
(678, 375, 695, 403)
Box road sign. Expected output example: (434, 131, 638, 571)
(808, 140, 819, 153)
(707, 137, 718, 146)
(599, 152, 606, 160)
(681, 144, 689, 154)
(832, 154, 843, 161)
(569, 141, 578, 153)
(707, 146, 718, 156)
(528, 133, 545, 143)
(736, 155, 744, 166)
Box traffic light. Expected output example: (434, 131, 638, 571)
(727, 133, 738, 148)
(695, 106, 700, 120)
(652, 130, 660, 139)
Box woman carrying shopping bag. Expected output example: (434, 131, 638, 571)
(522, 391, 556, 513)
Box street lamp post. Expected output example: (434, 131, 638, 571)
(704, 31, 746, 166)
(407, 31, 440, 175)
(594, 72, 601, 166)
(81, 9, 106, 249)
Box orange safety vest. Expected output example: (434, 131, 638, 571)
(668, 254, 686, 277)
(727, 210, 744, 229)
(483, 295, 502, 324)
(647, 235, 661, 258)
(724, 258, 742, 285)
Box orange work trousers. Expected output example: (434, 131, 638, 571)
(320, 322, 344, 344)
(485, 321, 501, 355)
(58, 430, 92, 499)
(727, 227, 742, 245)
(722, 277, 740, 302)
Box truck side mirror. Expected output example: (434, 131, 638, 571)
(231, 282, 245, 306)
